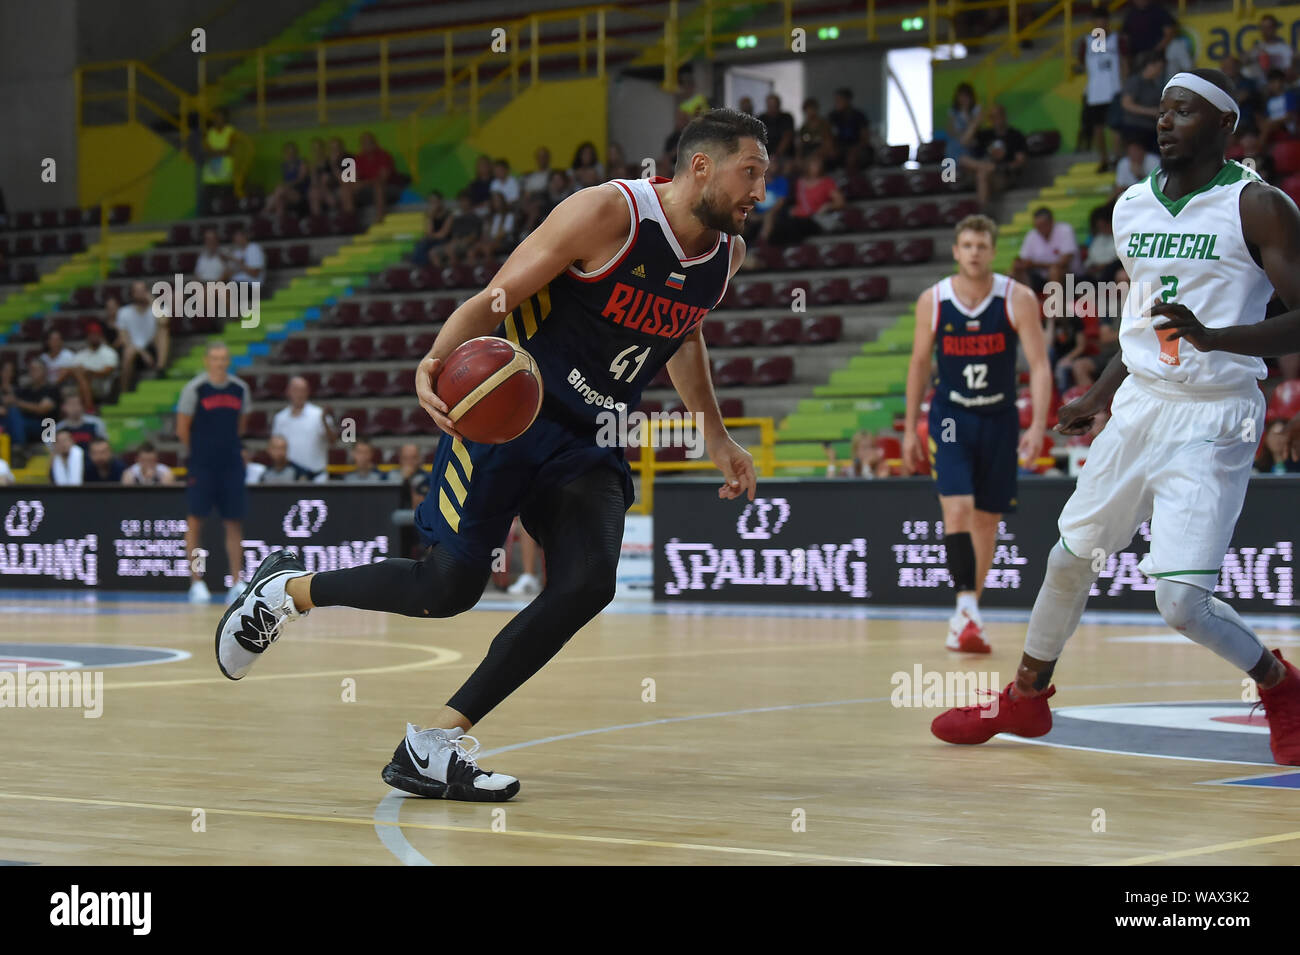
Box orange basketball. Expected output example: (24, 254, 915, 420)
(435, 336, 543, 444)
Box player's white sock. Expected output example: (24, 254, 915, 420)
(1154, 578, 1268, 672)
(956, 591, 980, 621)
(1023, 541, 1098, 661)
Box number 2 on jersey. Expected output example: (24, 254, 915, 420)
(610, 344, 650, 382)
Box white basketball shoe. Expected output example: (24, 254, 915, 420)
(215, 550, 310, 680)
(381, 724, 520, 802)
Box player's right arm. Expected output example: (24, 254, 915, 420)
(902, 286, 935, 473)
(415, 184, 631, 436)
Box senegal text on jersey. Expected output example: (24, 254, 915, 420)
(1125, 232, 1221, 261)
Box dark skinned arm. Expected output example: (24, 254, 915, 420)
(1055, 349, 1129, 434)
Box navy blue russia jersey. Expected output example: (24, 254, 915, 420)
(930, 273, 1021, 414)
(495, 176, 732, 429)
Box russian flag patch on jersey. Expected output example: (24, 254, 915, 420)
(665, 272, 685, 290)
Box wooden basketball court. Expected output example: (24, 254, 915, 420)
(2, 595, 1298, 866)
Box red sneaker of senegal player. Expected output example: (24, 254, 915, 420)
(930, 682, 1056, 744)
(1258, 649, 1300, 766)
(945, 610, 991, 653)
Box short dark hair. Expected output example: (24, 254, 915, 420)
(1033, 206, 1053, 219)
(137, 441, 156, 454)
(834, 87, 853, 100)
(674, 108, 768, 174)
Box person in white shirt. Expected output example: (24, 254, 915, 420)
(1112, 138, 1161, 196)
(122, 441, 175, 485)
(75, 321, 120, 404)
(225, 226, 265, 284)
(194, 227, 226, 282)
(521, 147, 552, 196)
(39, 327, 96, 411)
(1013, 207, 1079, 293)
(1245, 14, 1294, 82)
(341, 439, 390, 483)
(488, 158, 521, 204)
(50, 429, 84, 486)
(271, 376, 334, 480)
(116, 280, 171, 392)
(241, 444, 266, 484)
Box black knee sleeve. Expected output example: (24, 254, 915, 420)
(309, 544, 489, 618)
(945, 531, 976, 592)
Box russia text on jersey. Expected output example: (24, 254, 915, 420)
(600, 282, 709, 339)
(941, 332, 1008, 357)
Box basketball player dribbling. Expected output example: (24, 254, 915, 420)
(903, 216, 1052, 653)
(932, 70, 1300, 764)
(214, 110, 766, 800)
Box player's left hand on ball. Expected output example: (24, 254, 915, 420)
(710, 436, 756, 501)
(1150, 302, 1217, 351)
(415, 355, 462, 440)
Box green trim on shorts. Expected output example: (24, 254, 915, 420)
(1059, 537, 1079, 557)
(1149, 568, 1220, 577)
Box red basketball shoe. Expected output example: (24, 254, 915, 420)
(930, 683, 1056, 744)
(946, 610, 991, 653)
(1258, 649, 1300, 766)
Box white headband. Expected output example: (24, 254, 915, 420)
(1162, 72, 1240, 131)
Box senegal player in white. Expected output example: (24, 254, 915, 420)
(931, 69, 1300, 764)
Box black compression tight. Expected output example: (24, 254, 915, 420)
(309, 465, 626, 724)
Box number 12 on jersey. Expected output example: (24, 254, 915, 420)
(962, 363, 988, 390)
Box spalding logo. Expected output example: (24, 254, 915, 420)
(282, 500, 328, 539)
(4, 500, 45, 538)
(736, 498, 790, 540)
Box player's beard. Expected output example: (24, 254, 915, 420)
(692, 186, 742, 235)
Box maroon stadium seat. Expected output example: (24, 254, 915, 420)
(427, 298, 456, 323)
(811, 277, 851, 305)
(383, 266, 412, 291)
(337, 407, 370, 435)
(319, 370, 355, 399)
(276, 216, 302, 239)
(331, 212, 360, 234)
(818, 241, 857, 269)
(1281, 173, 1300, 209)
(702, 320, 726, 347)
(906, 170, 942, 195)
(304, 215, 330, 237)
(14, 236, 34, 256)
(311, 336, 344, 363)
(850, 276, 889, 303)
(251, 217, 274, 241)
(263, 246, 283, 270)
(394, 300, 424, 326)
(903, 202, 940, 228)
(362, 301, 394, 326)
(287, 244, 310, 267)
(712, 357, 754, 387)
(938, 198, 980, 225)
(328, 448, 349, 466)
(780, 244, 820, 271)
(275, 337, 310, 363)
(838, 206, 867, 232)
(121, 254, 145, 277)
(842, 174, 872, 200)
(863, 205, 902, 231)
(877, 145, 910, 167)
(896, 237, 935, 264)
(1025, 130, 1061, 156)
(410, 332, 437, 355)
(376, 333, 409, 361)
(297, 370, 323, 394)
(718, 398, 745, 418)
(69, 286, 96, 308)
(243, 409, 270, 438)
(856, 239, 895, 266)
(764, 317, 802, 345)
(723, 318, 763, 346)
(404, 405, 439, 436)
(753, 355, 794, 386)
(802, 314, 843, 344)
(80, 207, 101, 227)
(148, 252, 173, 275)
(358, 369, 390, 397)
(175, 251, 198, 272)
(382, 369, 409, 397)
(333, 301, 362, 327)
(410, 267, 442, 291)
(915, 141, 946, 164)
(169, 224, 194, 246)
(344, 334, 374, 362)
(1273, 141, 1300, 177)
(14, 211, 34, 230)
(736, 280, 774, 308)
(869, 170, 905, 195)
(60, 207, 83, 228)
(441, 265, 473, 289)
(36, 209, 59, 229)
(39, 234, 61, 255)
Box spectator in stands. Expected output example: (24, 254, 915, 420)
(0, 357, 19, 443)
(195, 227, 225, 282)
(522, 147, 553, 197)
(41, 329, 95, 412)
(838, 431, 889, 478)
(1077, 7, 1126, 172)
(545, 170, 574, 210)
(489, 158, 520, 205)
(1233, 130, 1274, 183)
(475, 191, 517, 262)
(828, 87, 871, 172)
(606, 142, 634, 180)
(1257, 420, 1300, 473)
(241, 442, 266, 484)
(224, 225, 265, 285)
(1245, 14, 1294, 83)
(265, 141, 311, 220)
(573, 164, 602, 191)
(1120, 51, 1165, 154)
(75, 321, 119, 406)
(1161, 17, 1194, 81)
(743, 157, 792, 250)
(1120, 0, 1174, 66)
(83, 437, 125, 483)
(56, 394, 107, 450)
(123, 441, 175, 485)
(959, 103, 1029, 210)
(177, 341, 251, 604)
(309, 137, 348, 216)
(1081, 203, 1121, 283)
(946, 82, 982, 162)
(572, 142, 604, 182)
(1259, 69, 1300, 146)
(1049, 308, 1088, 396)
(117, 280, 171, 392)
(259, 433, 311, 483)
(759, 93, 796, 159)
(342, 439, 389, 483)
(346, 131, 396, 221)
(271, 375, 333, 482)
(99, 294, 122, 348)
(326, 137, 356, 214)
(1112, 137, 1159, 197)
(1220, 56, 1262, 133)
(50, 429, 83, 486)
(9, 355, 60, 447)
(431, 190, 483, 267)
(738, 96, 755, 116)
(769, 154, 845, 245)
(200, 107, 238, 214)
(517, 191, 548, 242)
(411, 191, 453, 267)
(395, 441, 428, 508)
(1014, 207, 1079, 294)
(469, 155, 495, 213)
(796, 97, 834, 161)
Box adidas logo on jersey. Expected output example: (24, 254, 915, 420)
(632, 264, 646, 278)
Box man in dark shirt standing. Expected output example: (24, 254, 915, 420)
(828, 87, 871, 172)
(7, 355, 61, 446)
(759, 93, 796, 159)
(1121, 0, 1174, 65)
(959, 103, 1030, 209)
(177, 341, 251, 605)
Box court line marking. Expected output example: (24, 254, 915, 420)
(1105, 829, 1300, 865)
(97, 639, 463, 690)
(0, 644, 191, 670)
(0, 790, 921, 866)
